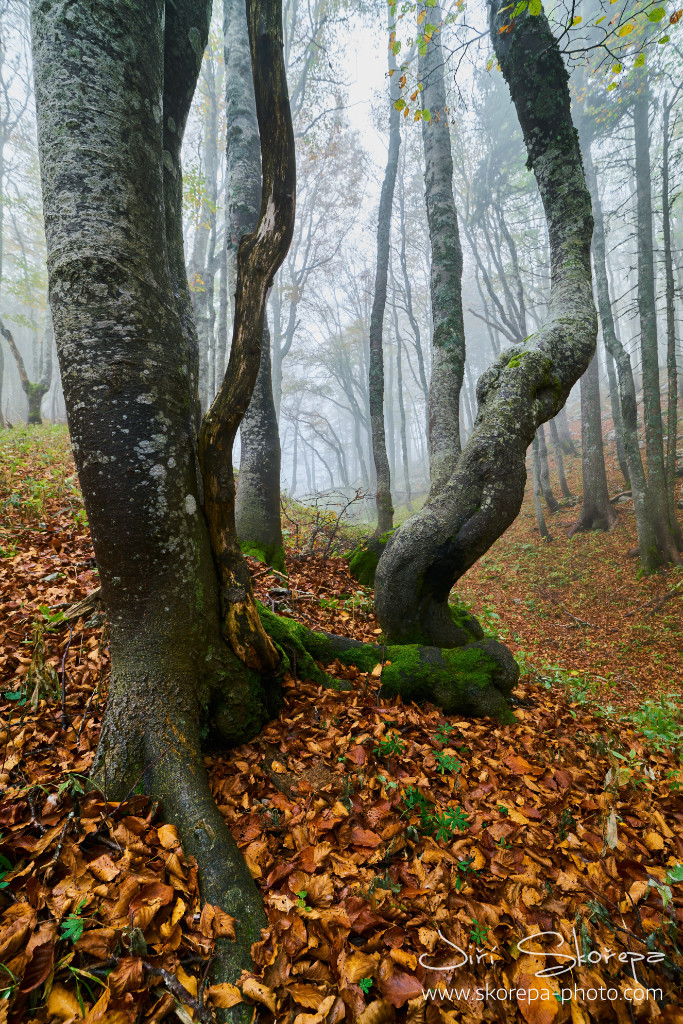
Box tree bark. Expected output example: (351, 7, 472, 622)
(603, 340, 630, 487)
(419, 1, 465, 494)
(374, 0, 598, 646)
(29, 1, 271, 1012)
(580, 129, 660, 569)
(532, 434, 551, 540)
(368, 17, 400, 535)
(225, 0, 285, 572)
(568, 352, 618, 535)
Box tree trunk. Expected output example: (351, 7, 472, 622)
(633, 84, 680, 563)
(226, 0, 285, 572)
(548, 417, 571, 498)
(536, 422, 559, 512)
(374, 1, 598, 646)
(603, 340, 630, 487)
(554, 405, 577, 455)
(662, 94, 682, 548)
(30, 0, 271, 1010)
(419, 0, 464, 494)
(532, 434, 551, 541)
(368, 17, 400, 535)
(580, 129, 660, 569)
(391, 287, 411, 507)
(0, 315, 52, 425)
(568, 352, 618, 535)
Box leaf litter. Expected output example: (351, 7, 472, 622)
(1, 427, 682, 1023)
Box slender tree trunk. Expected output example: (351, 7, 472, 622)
(548, 417, 571, 498)
(554, 405, 577, 455)
(603, 340, 630, 487)
(216, 213, 229, 380)
(662, 95, 682, 547)
(536, 422, 559, 512)
(581, 129, 660, 568)
(569, 352, 618, 534)
(375, 1, 598, 646)
(391, 291, 411, 507)
(368, 19, 399, 535)
(226, 0, 285, 571)
(532, 435, 551, 540)
(419, 0, 464, 494)
(633, 85, 680, 562)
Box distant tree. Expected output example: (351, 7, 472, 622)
(0, 313, 51, 424)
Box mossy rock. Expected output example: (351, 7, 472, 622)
(349, 530, 395, 587)
(240, 540, 286, 575)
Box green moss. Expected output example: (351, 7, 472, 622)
(349, 530, 395, 587)
(257, 603, 351, 690)
(240, 540, 286, 575)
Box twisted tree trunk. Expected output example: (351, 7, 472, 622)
(419, 0, 465, 494)
(375, 0, 597, 646)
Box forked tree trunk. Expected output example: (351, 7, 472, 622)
(419, 0, 465, 494)
(374, 0, 598, 646)
(226, 0, 285, 572)
(0, 315, 52, 425)
(568, 352, 618, 535)
(368, 15, 400, 535)
(30, 0, 271, 1009)
(581, 131, 660, 569)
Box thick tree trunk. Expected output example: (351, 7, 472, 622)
(225, 0, 285, 572)
(419, 1, 464, 494)
(568, 352, 618, 535)
(30, 1, 270, 1012)
(368, 19, 400, 535)
(633, 85, 680, 563)
(581, 131, 660, 569)
(375, 1, 597, 646)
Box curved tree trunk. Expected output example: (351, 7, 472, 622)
(30, 0, 271, 1013)
(568, 352, 618, 535)
(368, 15, 400, 535)
(374, 1, 597, 647)
(419, 0, 464, 495)
(225, 0, 285, 572)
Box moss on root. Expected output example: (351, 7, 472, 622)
(349, 530, 395, 587)
(240, 540, 286, 575)
(256, 605, 518, 723)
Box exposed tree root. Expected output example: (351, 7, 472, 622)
(257, 604, 519, 723)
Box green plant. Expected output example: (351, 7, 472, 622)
(369, 870, 401, 896)
(434, 750, 461, 775)
(358, 978, 372, 995)
(627, 695, 682, 753)
(373, 733, 405, 759)
(0, 851, 12, 891)
(60, 899, 88, 943)
(557, 807, 577, 841)
(294, 890, 312, 912)
(39, 604, 65, 630)
(432, 723, 455, 746)
(455, 856, 478, 892)
(469, 920, 489, 944)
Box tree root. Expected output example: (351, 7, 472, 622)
(257, 604, 519, 723)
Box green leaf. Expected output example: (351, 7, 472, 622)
(422, 107, 432, 122)
(513, 1, 527, 15)
(647, 6, 665, 20)
(392, 40, 401, 55)
(394, 98, 406, 111)
(667, 863, 683, 883)
(658, 33, 670, 41)
(358, 978, 373, 994)
(617, 22, 634, 34)
(528, 0, 542, 13)
(634, 53, 645, 66)
(607, 82, 618, 90)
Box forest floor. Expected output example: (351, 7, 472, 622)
(0, 424, 682, 1024)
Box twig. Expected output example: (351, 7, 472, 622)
(60, 624, 73, 727)
(625, 579, 683, 619)
(142, 962, 213, 1023)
